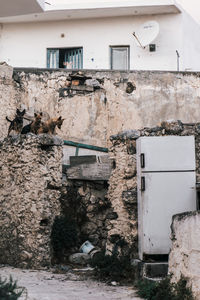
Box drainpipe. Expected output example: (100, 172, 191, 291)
(176, 50, 180, 71)
(0, 24, 3, 58)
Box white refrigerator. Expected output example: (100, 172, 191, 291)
(137, 136, 196, 260)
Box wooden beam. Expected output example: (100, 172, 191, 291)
(66, 155, 112, 181)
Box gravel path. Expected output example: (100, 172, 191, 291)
(0, 266, 143, 300)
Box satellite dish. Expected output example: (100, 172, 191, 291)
(132, 21, 159, 49)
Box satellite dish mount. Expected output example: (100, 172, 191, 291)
(132, 32, 146, 49)
(132, 21, 160, 49)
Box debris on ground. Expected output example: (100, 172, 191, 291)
(0, 266, 143, 300)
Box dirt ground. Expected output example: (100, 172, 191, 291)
(0, 266, 143, 300)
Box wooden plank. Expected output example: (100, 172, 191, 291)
(70, 155, 97, 166)
(66, 155, 112, 181)
(70, 85, 94, 92)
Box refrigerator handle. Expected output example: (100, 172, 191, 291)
(141, 176, 145, 191)
(140, 153, 145, 168)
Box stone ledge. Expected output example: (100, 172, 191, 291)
(2, 133, 63, 146)
(0, 63, 13, 80)
(110, 130, 140, 141)
(172, 210, 200, 222)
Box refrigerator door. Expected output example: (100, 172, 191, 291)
(137, 136, 195, 172)
(138, 171, 196, 259)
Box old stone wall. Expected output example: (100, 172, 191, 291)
(0, 120, 200, 268)
(60, 180, 111, 251)
(106, 138, 138, 257)
(106, 120, 200, 258)
(0, 134, 63, 268)
(169, 211, 200, 299)
(2, 63, 200, 266)
(1, 64, 200, 147)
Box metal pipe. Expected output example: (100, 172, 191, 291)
(132, 32, 146, 49)
(63, 140, 108, 153)
(176, 50, 180, 71)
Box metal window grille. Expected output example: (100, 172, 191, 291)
(64, 48, 83, 69)
(47, 48, 83, 69)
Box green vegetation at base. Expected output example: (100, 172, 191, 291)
(0, 276, 25, 300)
(91, 251, 135, 283)
(135, 275, 194, 300)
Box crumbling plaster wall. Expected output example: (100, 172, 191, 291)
(106, 120, 200, 257)
(169, 211, 200, 299)
(0, 134, 63, 268)
(1, 65, 200, 147)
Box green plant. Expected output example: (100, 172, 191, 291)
(91, 251, 135, 282)
(135, 275, 194, 300)
(0, 276, 25, 300)
(135, 279, 157, 299)
(173, 275, 194, 300)
(51, 216, 78, 258)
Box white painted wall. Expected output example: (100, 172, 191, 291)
(176, 0, 200, 25)
(0, 14, 184, 71)
(182, 11, 200, 71)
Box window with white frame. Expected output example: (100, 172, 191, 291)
(110, 46, 130, 70)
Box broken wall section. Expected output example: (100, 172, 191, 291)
(106, 121, 200, 258)
(0, 134, 63, 268)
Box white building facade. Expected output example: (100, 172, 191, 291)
(0, 0, 200, 71)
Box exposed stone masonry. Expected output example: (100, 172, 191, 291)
(1, 63, 200, 269)
(0, 134, 63, 268)
(106, 139, 138, 257)
(0, 119, 199, 269)
(60, 180, 112, 251)
(169, 211, 200, 299)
